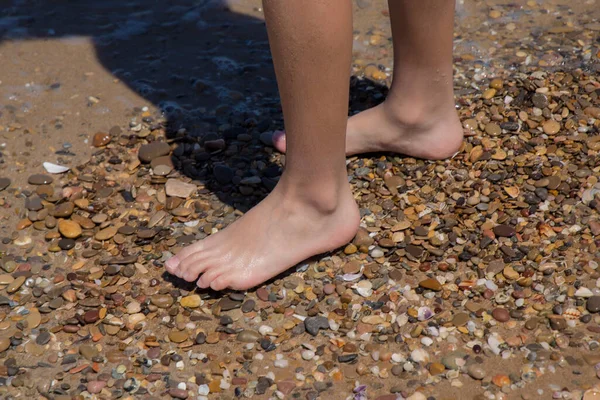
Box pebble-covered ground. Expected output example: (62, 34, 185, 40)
(1, 0, 600, 399)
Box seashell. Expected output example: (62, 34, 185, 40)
(563, 308, 581, 320)
(354, 280, 373, 297)
(417, 306, 433, 321)
(43, 162, 70, 174)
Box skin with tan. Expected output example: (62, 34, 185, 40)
(165, 0, 462, 290)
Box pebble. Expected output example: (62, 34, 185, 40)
(492, 308, 510, 322)
(468, 365, 486, 380)
(304, 316, 329, 336)
(165, 179, 196, 198)
(58, 219, 82, 239)
(138, 142, 171, 163)
(0, 177, 10, 191)
(28, 174, 53, 185)
(92, 132, 111, 147)
(419, 278, 442, 291)
(587, 296, 600, 313)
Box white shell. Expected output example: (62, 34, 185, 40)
(43, 162, 70, 174)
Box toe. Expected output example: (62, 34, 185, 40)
(197, 268, 222, 289)
(272, 130, 287, 153)
(174, 242, 205, 265)
(178, 251, 212, 275)
(210, 275, 231, 291)
(164, 256, 179, 274)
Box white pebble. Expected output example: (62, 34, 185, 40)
(198, 384, 209, 395)
(410, 348, 429, 363)
(254, 353, 264, 360)
(259, 325, 273, 336)
(421, 337, 434, 347)
(302, 350, 315, 360)
(175, 360, 184, 370)
(274, 359, 289, 368)
(178, 382, 187, 390)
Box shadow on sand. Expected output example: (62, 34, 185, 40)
(0, 0, 389, 290)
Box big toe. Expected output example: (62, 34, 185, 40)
(272, 130, 287, 153)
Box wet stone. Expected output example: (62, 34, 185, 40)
(138, 142, 171, 163)
(92, 132, 111, 147)
(28, 174, 53, 185)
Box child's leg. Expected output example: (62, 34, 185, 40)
(273, 0, 463, 160)
(165, 0, 360, 291)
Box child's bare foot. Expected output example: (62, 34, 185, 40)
(272, 99, 463, 160)
(164, 182, 360, 291)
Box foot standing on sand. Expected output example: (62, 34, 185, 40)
(165, 0, 463, 290)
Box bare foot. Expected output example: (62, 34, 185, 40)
(164, 184, 360, 291)
(272, 100, 464, 160)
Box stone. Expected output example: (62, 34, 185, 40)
(151, 294, 174, 308)
(165, 179, 196, 198)
(180, 295, 201, 308)
(587, 296, 600, 313)
(95, 226, 118, 241)
(549, 316, 567, 331)
(213, 165, 234, 184)
(468, 365, 486, 380)
(58, 238, 76, 250)
(241, 300, 255, 313)
(493, 224, 515, 238)
(0, 338, 10, 352)
(168, 388, 189, 399)
(6, 276, 26, 293)
(139, 142, 171, 163)
(53, 202, 75, 218)
(92, 132, 111, 147)
(542, 120, 560, 135)
(304, 316, 329, 336)
(87, 381, 106, 394)
(79, 344, 99, 360)
(0, 178, 10, 191)
(429, 362, 445, 375)
(419, 278, 442, 291)
(218, 297, 242, 311)
(452, 312, 469, 327)
(236, 330, 261, 343)
(492, 308, 510, 322)
(28, 174, 53, 185)
(168, 331, 188, 343)
(58, 219, 82, 239)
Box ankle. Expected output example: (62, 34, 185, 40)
(276, 175, 352, 216)
(382, 91, 456, 128)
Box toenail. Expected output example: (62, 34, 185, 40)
(165, 257, 178, 269)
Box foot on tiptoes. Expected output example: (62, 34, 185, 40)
(164, 184, 360, 291)
(272, 100, 464, 160)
